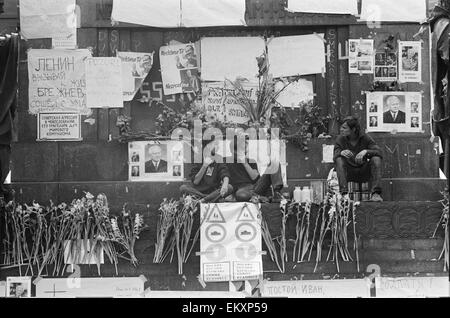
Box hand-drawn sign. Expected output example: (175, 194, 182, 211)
(235, 223, 257, 243)
(205, 204, 226, 223)
(205, 224, 227, 243)
(235, 243, 258, 261)
(205, 244, 227, 262)
(236, 203, 256, 222)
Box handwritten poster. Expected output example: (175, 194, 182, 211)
(201, 82, 254, 124)
(275, 79, 314, 108)
(349, 39, 375, 74)
(366, 91, 422, 133)
(261, 279, 371, 298)
(201, 37, 265, 81)
(35, 277, 145, 298)
(399, 41, 422, 83)
(28, 49, 92, 115)
(38, 113, 81, 141)
(268, 34, 326, 78)
(117, 51, 154, 101)
(20, 0, 76, 40)
(85, 57, 123, 108)
(200, 203, 263, 282)
(287, 0, 358, 15)
(128, 141, 184, 182)
(375, 276, 449, 298)
(160, 43, 200, 95)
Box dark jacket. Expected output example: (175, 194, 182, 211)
(145, 160, 168, 173)
(189, 161, 230, 193)
(334, 134, 382, 167)
(383, 110, 406, 124)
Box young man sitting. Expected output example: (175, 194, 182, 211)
(180, 139, 233, 203)
(334, 116, 383, 202)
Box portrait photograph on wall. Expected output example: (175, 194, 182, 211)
(128, 141, 184, 181)
(366, 91, 423, 133)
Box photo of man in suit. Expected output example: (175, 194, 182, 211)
(145, 145, 168, 173)
(383, 95, 406, 124)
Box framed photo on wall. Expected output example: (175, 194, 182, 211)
(128, 140, 184, 182)
(366, 91, 423, 133)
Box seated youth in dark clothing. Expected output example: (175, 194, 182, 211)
(334, 116, 383, 202)
(226, 137, 283, 202)
(180, 139, 233, 203)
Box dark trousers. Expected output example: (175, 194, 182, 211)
(180, 183, 234, 203)
(335, 156, 382, 195)
(234, 166, 284, 202)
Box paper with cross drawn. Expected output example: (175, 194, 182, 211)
(200, 203, 263, 282)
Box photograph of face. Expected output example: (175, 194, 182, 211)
(369, 102, 378, 113)
(382, 68, 389, 77)
(369, 116, 378, 127)
(402, 46, 419, 71)
(131, 152, 140, 163)
(410, 102, 419, 113)
(180, 68, 200, 93)
(9, 283, 28, 298)
(411, 116, 420, 128)
(388, 67, 397, 77)
(145, 144, 168, 173)
(375, 53, 386, 66)
(172, 165, 182, 177)
(375, 67, 382, 78)
(383, 95, 406, 124)
(387, 53, 397, 66)
(131, 165, 140, 177)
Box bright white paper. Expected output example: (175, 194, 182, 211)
(360, 0, 427, 22)
(111, 0, 180, 27)
(375, 277, 450, 298)
(322, 145, 335, 163)
(287, 0, 358, 15)
(85, 57, 123, 108)
(182, 0, 246, 27)
(268, 34, 326, 78)
(398, 41, 422, 83)
(275, 79, 314, 108)
(349, 39, 375, 74)
(201, 37, 265, 81)
(20, 0, 76, 40)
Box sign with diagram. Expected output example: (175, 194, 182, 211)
(200, 203, 263, 282)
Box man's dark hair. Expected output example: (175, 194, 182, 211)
(439, 0, 450, 11)
(342, 116, 362, 137)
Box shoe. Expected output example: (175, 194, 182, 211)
(370, 193, 383, 202)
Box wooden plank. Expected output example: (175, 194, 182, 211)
(10, 183, 59, 205)
(97, 28, 110, 141)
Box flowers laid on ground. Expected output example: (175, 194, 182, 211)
(433, 191, 449, 272)
(0, 193, 148, 276)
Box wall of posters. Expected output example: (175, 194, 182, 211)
(201, 82, 254, 124)
(38, 113, 81, 141)
(128, 141, 184, 182)
(375, 276, 449, 298)
(349, 39, 374, 74)
(200, 203, 263, 282)
(366, 92, 422, 133)
(6, 277, 32, 298)
(268, 34, 326, 78)
(118, 51, 154, 101)
(398, 41, 422, 83)
(85, 57, 123, 108)
(20, 0, 76, 40)
(374, 52, 397, 82)
(160, 43, 200, 95)
(28, 49, 92, 115)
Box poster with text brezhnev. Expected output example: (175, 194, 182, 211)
(28, 49, 92, 115)
(160, 43, 200, 95)
(200, 203, 263, 282)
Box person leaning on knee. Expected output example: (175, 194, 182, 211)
(334, 116, 383, 202)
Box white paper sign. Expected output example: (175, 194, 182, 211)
(201, 81, 255, 124)
(366, 91, 422, 133)
(28, 49, 92, 115)
(0, 281, 6, 298)
(268, 34, 326, 78)
(111, 0, 180, 27)
(20, 0, 76, 40)
(129, 141, 185, 182)
(399, 41, 422, 83)
(6, 277, 32, 298)
(201, 37, 265, 81)
(375, 277, 450, 298)
(261, 279, 371, 298)
(85, 57, 123, 108)
(36, 277, 145, 298)
(200, 203, 263, 282)
(52, 33, 77, 50)
(349, 39, 374, 74)
(322, 145, 335, 163)
(275, 79, 314, 108)
(160, 43, 200, 95)
(360, 0, 427, 22)
(182, 0, 246, 27)
(38, 113, 81, 141)
(287, 0, 358, 15)
(117, 51, 154, 101)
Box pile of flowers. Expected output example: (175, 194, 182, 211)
(0, 193, 148, 276)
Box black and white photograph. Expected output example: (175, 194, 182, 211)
(369, 116, 378, 127)
(6, 277, 31, 298)
(399, 41, 422, 82)
(383, 95, 406, 124)
(131, 165, 140, 177)
(145, 143, 168, 174)
(349, 39, 374, 73)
